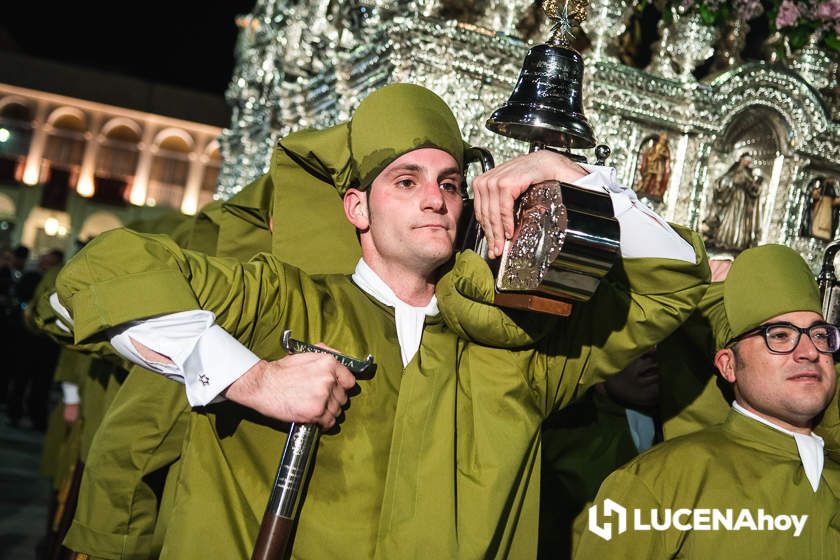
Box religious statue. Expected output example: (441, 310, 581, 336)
(633, 132, 672, 202)
(801, 176, 840, 241)
(703, 153, 763, 252)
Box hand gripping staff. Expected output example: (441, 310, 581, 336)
(251, 330, 374, 560)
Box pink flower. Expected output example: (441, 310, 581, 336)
(776, 0, 802, 29)
(814, 1, 840, 21)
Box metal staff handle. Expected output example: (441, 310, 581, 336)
(818, 240, 840, 325)
(251, 331, 373, 560)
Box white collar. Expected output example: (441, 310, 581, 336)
(732, 402, 824, 492)
(352, 259, 438, 367)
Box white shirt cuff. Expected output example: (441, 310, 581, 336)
(49, 292, 74, 328)
(61, 382, 80, 405)
(575, 164, 696, 263)
(109, 311, 260, 406)
(183, 325, 262, 406)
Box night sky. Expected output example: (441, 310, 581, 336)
(1, 1, 257, 96)
(1, 3, 773, 97)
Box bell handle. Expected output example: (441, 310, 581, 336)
(818, 240, 840, 297)
(457, 147, 496, 255)
(464, 146, 495, 174)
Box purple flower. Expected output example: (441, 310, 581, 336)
(776, 0, 802, 28)
(814, 1, 840, 21)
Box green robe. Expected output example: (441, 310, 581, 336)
(65, 177, 274, 559)
(40, 348, 88, 489)
(27, 209, 189, 558)
(573, 410, 840, 558)
(55, 224, 707, 559)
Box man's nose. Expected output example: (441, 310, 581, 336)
(792, 330, 820, 361)
(420, 179, 445, 211)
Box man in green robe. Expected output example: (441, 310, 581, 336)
(29, 266, 128, 558)
(574, 244, 840, 558)
(51, 84, 709, 558)
(62, 178, 273, 559)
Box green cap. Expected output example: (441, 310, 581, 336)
(722, 244, 821, 344)
(278, 83, 466, 195)
(350, 83, 465, 189)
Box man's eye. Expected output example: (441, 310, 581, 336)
(440, 182, 461, 195)
(397, 179, 415, 189)
(768, 329, 793, 341)
(811, 328, 830, 341)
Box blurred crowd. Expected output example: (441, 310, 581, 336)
(0, 245, 64, 431)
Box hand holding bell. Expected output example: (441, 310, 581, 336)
(472, 151, 588, 259)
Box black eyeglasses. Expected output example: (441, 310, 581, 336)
(728, 322, 840, 354)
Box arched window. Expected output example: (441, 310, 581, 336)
(41, 109, 88, 210)
(93, 120, 142, 206)
(97, 120, 141, 178)
(43, 110, 87, 170)
(147, 131, 192, 209)
(198, 144, 222, 209)
(0, 99, 34, 183)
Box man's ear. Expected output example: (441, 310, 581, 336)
(714, 348, 737, 383)
(344, 188, 370, 231)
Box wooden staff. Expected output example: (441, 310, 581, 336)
(251, 331, 373, 560)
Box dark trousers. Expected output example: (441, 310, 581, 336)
(7, 329, 59, 430)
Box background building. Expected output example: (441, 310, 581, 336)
(0, 51, 227, 256)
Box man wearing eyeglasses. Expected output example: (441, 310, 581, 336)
(574, 244, 840, 558)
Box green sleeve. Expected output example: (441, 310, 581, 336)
(658, 282, 731, 439)
(438, 226, 710, 416)
(29, 270, 133, 368)
(536, 226, 710, 414)
(436, 250, 560, 348)
(56, 228, 291, 346)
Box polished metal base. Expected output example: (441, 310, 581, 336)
(494, 180, 620, 307)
